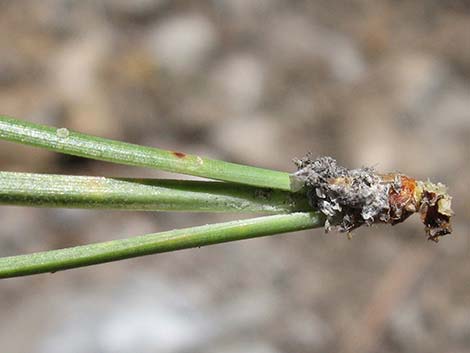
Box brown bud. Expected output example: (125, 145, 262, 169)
(293, 156, 453, 241)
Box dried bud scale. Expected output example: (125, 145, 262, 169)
(292, 155, 453, 242)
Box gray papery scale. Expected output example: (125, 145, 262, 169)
(293, 156, 392, 232)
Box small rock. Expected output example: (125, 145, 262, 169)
(146, 14, 218, 75)
(209, 115, 284, 168)
(265, 14, 365, 83)
(210, 53, 265, 113)
(104, 0, 167, 18)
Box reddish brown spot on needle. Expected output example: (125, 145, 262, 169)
(172, 151, 186, 158)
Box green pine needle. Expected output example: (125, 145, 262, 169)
(0, 116, 318, 278)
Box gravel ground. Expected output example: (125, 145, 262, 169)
(0, 1, 469, 352)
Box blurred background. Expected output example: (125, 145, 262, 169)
(0, 1, 469, 352)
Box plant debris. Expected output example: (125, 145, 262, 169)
(292, 155, 453, 242)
